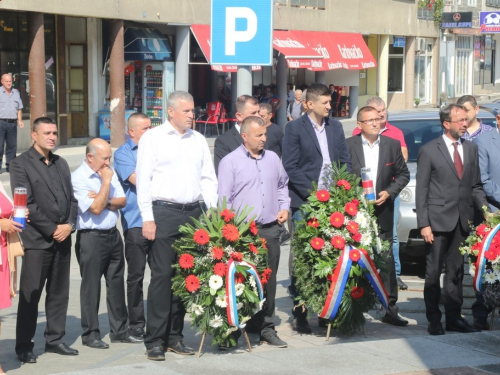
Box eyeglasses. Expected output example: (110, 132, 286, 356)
(448, 118, 468, 124)
(359, 118, 383, 125)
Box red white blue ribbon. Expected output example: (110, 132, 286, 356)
(226, 258, 264, 328)
(320, 245, 388, 320)
(473, 223, 500, 292)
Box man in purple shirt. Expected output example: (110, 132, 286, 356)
(218, 116, 290, 349)
(456, 95, 493, 141)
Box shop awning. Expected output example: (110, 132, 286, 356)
(272, 30, 324, 69)
(290, 31, 376, 71)
(124, 27, 173, 61)
(190, 24, 261, 72)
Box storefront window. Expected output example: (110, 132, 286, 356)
(388, 44, 404, 92)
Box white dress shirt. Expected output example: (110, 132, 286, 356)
(136, 121, 218, 222)
(442, 134, 463, 163)
(361, 135, 380, 196)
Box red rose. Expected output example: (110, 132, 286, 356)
(316, 190, 330, 202)
(185, 275, 200, 293)
(193, 229, 210, 245)
(331, 235, 346, 250)
(179, 254, 195, 269)
(222, 224, 240, 242)
(213, 262, 227, 277)
(260, 237, 268, 250)
(351, 198, 360, 207)
(308, 217, 319, 228)
(249, 220, 258, 236)
(345, 202, 358, 217)
(235, 272, 245, 284)
(330, 212, 345, 228)
(346, 221, 359, 235)
(352, 232, 362, 242)
(337, 179, 351, 190)
(261, 268, 272, 284)
(211, 246, 224, 260)
(349, 249, 361, 262)
(249, 243, 258, 254)
(220, 209, 235, 223)
(311, 237, 325, 250)
(350, 286, 364, 299)
(231, 252, 243, 261)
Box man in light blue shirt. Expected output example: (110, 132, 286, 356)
(72, 138, 143, 349)
(114, 113, 152, 339)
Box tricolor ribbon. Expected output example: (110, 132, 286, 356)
(320, 245, 388, 320)
(473, 223, 500, 292)
(226, 258, 264, 328)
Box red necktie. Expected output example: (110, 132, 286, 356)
(453, 142, 463, 179)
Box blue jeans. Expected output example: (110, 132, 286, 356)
(0, 120, 17, 169)
(393, 196, 401, 277)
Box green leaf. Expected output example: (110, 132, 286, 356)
(210, 288, 216, 296)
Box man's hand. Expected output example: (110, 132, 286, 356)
(18, 121, 24, 129)
(143, 221, 156, 241)
(375, 191, 390, 206)
(98, 166, 114, 182)
(421, 226, 434, 244)
(88, 190, 97, 199)
(53, 224, 72, 243)
(277, 209, 289, 225)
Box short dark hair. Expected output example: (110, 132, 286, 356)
(235, 95, 259, 113)
(456, 95, 477, 108)
(357, 106, 378, 122)
(240, 115, 265, 134)
(305, 83, 331, 103)
(33, 117, 56, 133)
(259, 103, 272, 114)
(439, 103, 467, 125)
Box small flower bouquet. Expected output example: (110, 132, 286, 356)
(293, 164, 390, 335)
(461, 208, 500, 307)
(172, 201, 271, 349)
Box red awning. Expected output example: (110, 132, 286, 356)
(290, 31, 377, 71)
(190, 24, 261, 72)
(272, 30, 323, 68)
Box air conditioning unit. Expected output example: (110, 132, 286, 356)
(415, 38, 425, 52)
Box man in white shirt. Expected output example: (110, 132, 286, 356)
(136, 91, 218, 361)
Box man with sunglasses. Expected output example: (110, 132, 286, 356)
(416, 104, 488, 336)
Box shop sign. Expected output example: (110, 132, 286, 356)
(393, 36, 406, 48)
(441, 12, 472, 29)
(480, 12, 500, 33)
(211, 0, 273, 65)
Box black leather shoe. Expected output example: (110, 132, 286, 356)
(45, 342, 79, 355)
(147, 346, 165, 361)
(167, 341, 195, 355)
(396, 277, 408, 290)
(261, 334, 287, 348)
(111, 335, 144, 344)
(446, 318, 481, 333)
(292, 316, 312, 334)
(381, 313, 408, 326)
(428, 321, 445, 335)
(130, 327, 146, 338)
(17, 350, 37, 363)
(473, 318, 490, 331)
(84, 339, 109, 349)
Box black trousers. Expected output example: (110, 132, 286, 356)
(0, 119, 17, 169)
(379, 229, 399, 316)
(145, 204, 202, 350)
(124, 227, 152, 330)
(15, 240, 71, 354)
(75, 228, 129, 343)
(424, 222, 467, 323)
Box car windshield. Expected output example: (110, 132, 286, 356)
(390, 117, 497, 163)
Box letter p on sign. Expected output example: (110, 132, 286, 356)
(211, 0, 273, 66)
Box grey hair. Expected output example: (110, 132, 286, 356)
(86, 141, 98, 157)
(366, 96, 386, 107)
(241, 115, 265, 134)
(167, 91, 194, 110)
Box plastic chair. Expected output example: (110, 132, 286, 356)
(195, 102, 221, 136)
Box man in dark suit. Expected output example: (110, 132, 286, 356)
(214, 95, 259, 174)
(282, 83, 351, 333)
(416, 103, 488, 336)
(10, 117, 79, 363)
(347, 106, 410, 326)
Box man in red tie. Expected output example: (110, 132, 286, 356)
(416, 104, 489, 336)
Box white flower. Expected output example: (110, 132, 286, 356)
(210, 314, 223, 328)
(241, 316, 251, 324)
(248, 275, 256, 288)
(360, 233, 373, 247)
(209, 275, 223, 290)
(191, 304, 204, 316)
(469, 264, 476, 277)
(484, 271, 496, 284)
(354, 212, 369, 228)
(375, 237, 382, 254)
(215, 294, 228, 308)
(237, 302, 243, 310)
(235, 283, 245, 296)
(259, 298, 266, 310)
(224, 327, 238, 337)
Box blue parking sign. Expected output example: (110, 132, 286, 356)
(211, 0, 273, 66)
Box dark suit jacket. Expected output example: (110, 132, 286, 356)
(416, 136, 488, 233)
(264, 123, 283, 158)
(473, 130, 500, 212)
(10, 146, 78, 249)
(347, 135, 410, 232)
(282, 114, 352, 208)
(214, 125, 242, 175)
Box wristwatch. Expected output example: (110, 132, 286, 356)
(67, 222, 76, 233)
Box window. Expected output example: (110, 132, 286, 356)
(455, 0, 462, 5)
(467, 0, 477, 6)
(388, 44, 404, 92)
